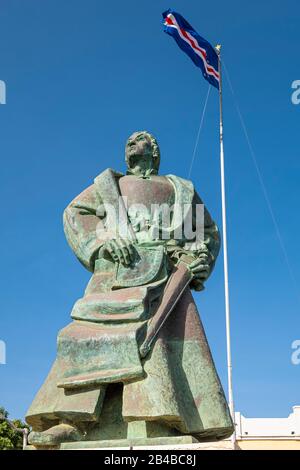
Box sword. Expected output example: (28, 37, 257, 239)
(139, 254, 199, 358)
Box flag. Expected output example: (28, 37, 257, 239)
(162, 9, 220, 89)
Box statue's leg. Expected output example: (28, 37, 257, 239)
(26, 311, 146, 447)
(26, 359, 106, 447)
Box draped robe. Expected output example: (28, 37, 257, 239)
(26, 169, 233, 441)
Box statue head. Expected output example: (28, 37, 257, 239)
(125, 131, 160, 176)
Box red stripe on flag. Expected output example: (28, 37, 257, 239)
(207, 65, 219, 79)
(181, 28, 219, 79)
(179, 28, 207, 59)
(165, 17, 173, 26)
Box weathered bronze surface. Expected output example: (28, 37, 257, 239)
(26, 131, 233, 449)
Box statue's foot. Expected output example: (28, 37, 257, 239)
(28, 423, 82, 447)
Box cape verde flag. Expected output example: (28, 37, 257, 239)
(162, 9, 220, 89)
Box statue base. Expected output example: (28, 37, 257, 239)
(25, 420, 199, 450)
(25, 438, 235, 451)
(25, 436, 198, 450)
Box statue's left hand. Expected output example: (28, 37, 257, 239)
(188, 252, 210, 281)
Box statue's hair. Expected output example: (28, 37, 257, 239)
(125, 131, 160, 173)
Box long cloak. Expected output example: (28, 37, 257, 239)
(26, 169, 233, 441)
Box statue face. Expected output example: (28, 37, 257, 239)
(126, 132, 154, 176)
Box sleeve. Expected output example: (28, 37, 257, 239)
(194, 190, 220, 267)
(189, 190, 221, 290)
(63, 184, 106, 272)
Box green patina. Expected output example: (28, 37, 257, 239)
(26, 131, 233, 449)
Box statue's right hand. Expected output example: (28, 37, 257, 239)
(99, 238, 135, 266)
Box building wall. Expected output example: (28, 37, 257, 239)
(234, 405, 300, 450)
(237, 439, 300, 450)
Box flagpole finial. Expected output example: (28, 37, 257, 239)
(215, 44, 222, 55)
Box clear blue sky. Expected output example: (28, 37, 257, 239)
(0, 0, 299, 421)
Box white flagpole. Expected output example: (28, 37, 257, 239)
(215, 45, 236, 444)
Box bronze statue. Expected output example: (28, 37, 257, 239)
(26, 131, 233, 449)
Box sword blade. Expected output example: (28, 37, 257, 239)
(139, 262, 192, 358)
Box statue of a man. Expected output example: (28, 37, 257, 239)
(26, 132, 233, 448)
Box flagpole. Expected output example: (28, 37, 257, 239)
(215, 45, 236, 445)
